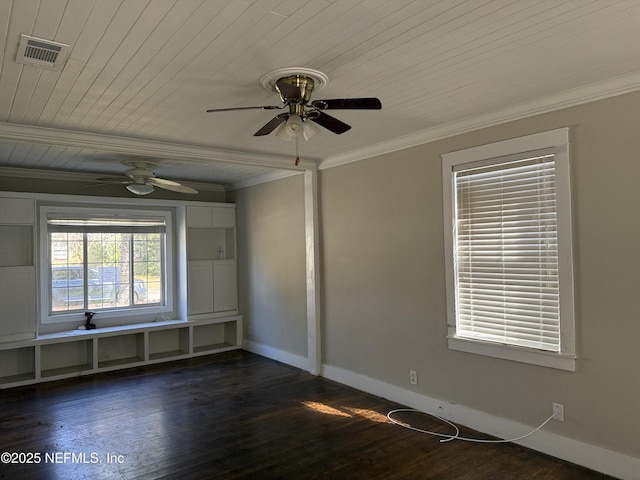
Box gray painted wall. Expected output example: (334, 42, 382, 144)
(229, 174, 308, 357)
(234, 90, 640, 461)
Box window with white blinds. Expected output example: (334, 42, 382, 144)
(442, 128, 575, 371)
(454, 153, 559, 351)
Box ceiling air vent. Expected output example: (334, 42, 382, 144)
(15, 34, 70, 70)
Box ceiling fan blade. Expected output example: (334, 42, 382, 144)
(148, 177, 181, 187)
(153, 182, 198, 194)
(275, 79, 302, 102)
(310, 111, 351, 134)
(206, 105, 283, 113)
(311, 98, 382, 110)
(254, 114, 288, 136)
(148, 177, 198, 194)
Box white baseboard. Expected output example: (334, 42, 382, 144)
(321, 363, 639, 480)
(242, 339, 309, 372)
(242, 345, 638, 479)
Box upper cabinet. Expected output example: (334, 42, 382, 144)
(0, 197, 35, 225)
(186, 205, 235, 228)
(186, 205, 238, 318)
(0, 197, 35, 268)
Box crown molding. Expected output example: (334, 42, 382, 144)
(3, 69, 640, 185)
(0, 122, 317, 172)
(318, 70, 640, 170)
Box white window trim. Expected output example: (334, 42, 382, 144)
(442, 128, 576, 371)
(39, 205, 174, 325)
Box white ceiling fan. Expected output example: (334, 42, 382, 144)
(91, 161, 198, 196)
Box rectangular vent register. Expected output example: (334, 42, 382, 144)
(15, 34, 70, 70)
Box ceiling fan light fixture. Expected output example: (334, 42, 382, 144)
(276, 114, 320, 142)
(285, 114, 304, 137)
(301, 119, 321, 141)
(126, 183, 154, 195)
(275, 123, 293, 142)
(276, 114, 304, 141)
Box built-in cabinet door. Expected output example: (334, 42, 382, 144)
(0, 198, 35, 224)
(186, 206, 212, 227)
(0, 267, 36, 342)
(186, 205, 235, 228)
(187, 260, 238, 316)
(213, 260, 238, 312)
(187, 261, 214, 315)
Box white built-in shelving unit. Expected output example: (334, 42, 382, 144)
(0, 317, 241, 387)
(0, 194, 241, 389)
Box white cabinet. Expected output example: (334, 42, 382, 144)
(187, 205, 235, 228)
(187, 261, 214, 314)
(213, 260, 238, 312)
(187, 259, 238, 315)
(186, 205, 238, 318)
(0, 197, 35, 224)
(0, 197, 36, 343)
(0, 268, 36, 342)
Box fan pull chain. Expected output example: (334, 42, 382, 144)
(295, 136, 300, 166)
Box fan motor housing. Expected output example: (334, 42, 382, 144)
(126, 167, 154, 179)
(277, 75, 315, 103)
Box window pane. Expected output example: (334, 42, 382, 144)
(87, 233, 102, 263)
(48, 217, 166, 316)
(132, 233, 162, 306)
(50, 231, 85, 313)
(51, 232, 83, 265)
(144, 282, 161, 305)
(51, 287, 70, 311)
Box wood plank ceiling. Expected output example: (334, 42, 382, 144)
(1, 0, 640, 191)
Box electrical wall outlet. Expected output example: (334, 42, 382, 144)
(552, 403, 564, 422)
(409, 370, 418, 385)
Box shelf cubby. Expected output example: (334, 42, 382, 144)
(98, 333, 144, 369)
(192, 320, 238, 354)
(0, 346, 36, 384)
(187, 227, 235, 260)
(148, 327, 190, 361)
(0, 225, 33, 267)
(41, 340, 93, 378)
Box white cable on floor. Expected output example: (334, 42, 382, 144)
(387, 408, 558, 444)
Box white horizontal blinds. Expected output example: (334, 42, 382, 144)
(47, 217, 165, 234)
(454, 152, 560, 351)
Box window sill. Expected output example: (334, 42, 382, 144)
(447, 336, 576, 371)
(35, 319, 189, 341)
(41, 305, 170, 325)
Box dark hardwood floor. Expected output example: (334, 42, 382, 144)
(0, 351, 615, 479)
